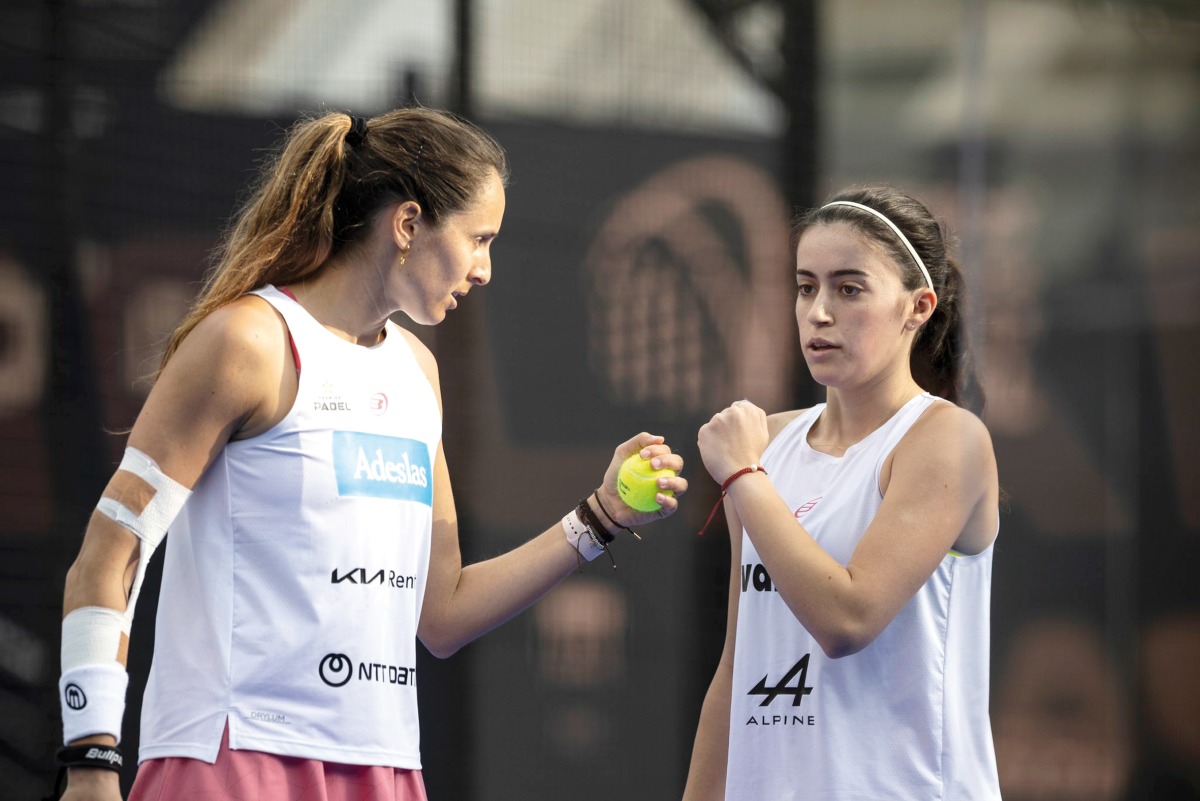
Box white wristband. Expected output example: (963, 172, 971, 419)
(562, 509, 606, 562)
(60, 663, 128, 745)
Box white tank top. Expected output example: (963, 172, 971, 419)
(139, 286, 441, 768)
(726, 393, 1000, 800)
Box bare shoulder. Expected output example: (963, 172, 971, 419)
(910, 401, 993, 454)
(176, 294, 289, 371)
(892, 400, 997, 486)
(889, 400, 999, 553)
(129, 294, 290, 478)
(766, 408, 811, 444)
(159, 294, 292, 432)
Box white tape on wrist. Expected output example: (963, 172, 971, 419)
(60, 606, 129, 745)
(562, 509, 606, 562)
(61, 606, 128, 672)
(59, 663, 128, 745)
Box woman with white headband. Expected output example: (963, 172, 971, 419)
(684, 185, 1001, 799)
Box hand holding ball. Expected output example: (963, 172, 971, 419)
(617, 453, 676, 512)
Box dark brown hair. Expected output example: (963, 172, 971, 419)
(797, 184, 983, 410)
(159, 107, 509, 373)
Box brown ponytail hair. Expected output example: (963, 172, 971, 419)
(797, 184, 983, 411)
(159, 107, 509, 374)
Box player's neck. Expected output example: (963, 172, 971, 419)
(287, 260, 392, 346)
(815, 377, 923, 453)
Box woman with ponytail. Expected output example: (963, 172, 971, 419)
(684, 185, 1000, 799)
(56, 108, 687, 801)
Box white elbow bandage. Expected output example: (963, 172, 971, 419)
(60, 448, 190, 744)
(95, 447, 191, 618)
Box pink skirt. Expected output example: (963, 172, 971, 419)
(129, 725, 428, 801)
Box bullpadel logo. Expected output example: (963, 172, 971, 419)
(332, 432, 433, 506)
(63, 683, 87, 711)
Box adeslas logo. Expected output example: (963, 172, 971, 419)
(332, 432, 432, 506)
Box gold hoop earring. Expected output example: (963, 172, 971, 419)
(400, 247, 410, 266)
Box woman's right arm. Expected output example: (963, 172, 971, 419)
(682, 502, 743, 801)
(683, 409, 801, 800)
(60, 297, 287, 800)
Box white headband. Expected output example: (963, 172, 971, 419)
(820, 200, 934, 290)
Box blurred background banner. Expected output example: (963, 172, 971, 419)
(2, 1, 1198, 799)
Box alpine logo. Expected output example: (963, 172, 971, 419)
(318, 652, 417, 689)
(750, 656, 814, 706)
(63, 683, 87, 711)
(794, 496, 822, 518)
(369, 393, 388, 415)
(746, 655, 816, 727)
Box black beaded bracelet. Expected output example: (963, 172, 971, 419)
(593, 492, 642, 540)
(56, 743, 124, 771)
(575, 498, 619, 570)
(577, 497, 615, 544)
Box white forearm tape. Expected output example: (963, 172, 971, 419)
(561, 509, 606, 562)
(62, 606, 129, 671)
(61, 447, 189, 745)
(60, 607, 130, 744)
(95, 446, 191, 618)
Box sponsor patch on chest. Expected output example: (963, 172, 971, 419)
(332, 432, 433, 506)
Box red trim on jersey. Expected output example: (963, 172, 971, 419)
(276, 286, 302, 375)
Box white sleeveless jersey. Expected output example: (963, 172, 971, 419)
(139, 286, 441, 768)
(726, 393, 1000, 800)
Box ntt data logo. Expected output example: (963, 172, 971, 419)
(319, 653, 353, 687)
(331, 432, 433, 506)
(318, 653, 417, 689)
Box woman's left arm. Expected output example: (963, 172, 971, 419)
(700, 402, 997, 659)
(400, 330, 687, 658)
(418, 435, 685, 657)
(416, 438, 570, 658)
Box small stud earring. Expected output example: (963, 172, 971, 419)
(906, 322, 915, 331)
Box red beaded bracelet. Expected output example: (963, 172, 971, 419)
(698, 464, 767, 536)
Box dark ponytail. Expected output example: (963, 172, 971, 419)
(909, 254, 984, 411)
(797, 184, 983, 412)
